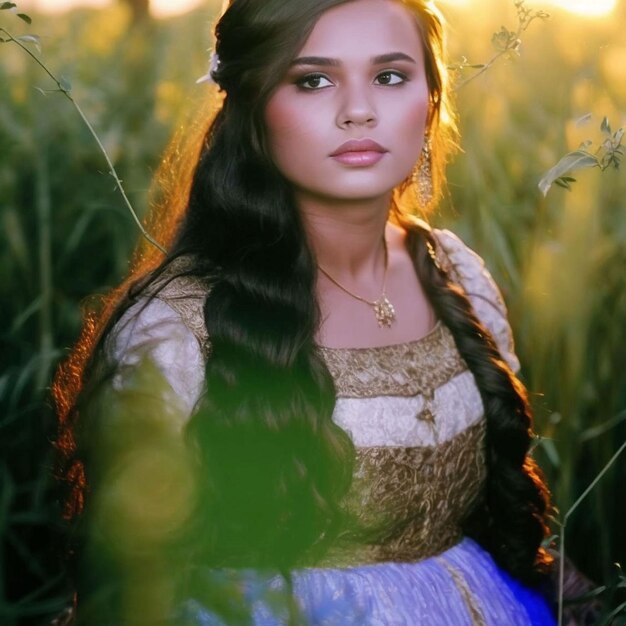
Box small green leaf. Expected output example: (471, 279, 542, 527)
(541, 534, 560, 549)
(17, 12, 32, 24)
(492, 26, 515, 52)
(554, 178, 572, 190)
(538, 438, 560, 468)
(600, 116, 611, 135)
(0, 2, 17, 9)
(16, 34, 41, 54)
(59, 75, 72, 92)
(538, 150, 599, 196)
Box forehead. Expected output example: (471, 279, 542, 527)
(298, 0, 423, 58)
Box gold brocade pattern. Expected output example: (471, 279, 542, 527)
(436, 558, 488, 626)
(316, 420, 486, 567)
(150, 256, 213, 358)
(318, 322, 468, 398)
(314, 313, 487, 568)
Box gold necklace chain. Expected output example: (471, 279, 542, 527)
(317, 237, 396, 328)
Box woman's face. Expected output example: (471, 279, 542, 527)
(264, 0, 430, 204)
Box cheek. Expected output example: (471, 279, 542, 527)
(264, 94, 330, 188)
(408, 101, 429, 134)
(397, 85, 429, 137)
(265, 96, 317, 160)
(391, 87, 430, 162)
(265, 96, 295, 139)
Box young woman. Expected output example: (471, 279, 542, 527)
(54, 0, 559, 623)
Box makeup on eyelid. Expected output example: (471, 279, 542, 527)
(294, 70, 409, 91)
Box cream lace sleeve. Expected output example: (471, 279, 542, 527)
(432, 228, 521, 374)
(103, 297, 206, 419)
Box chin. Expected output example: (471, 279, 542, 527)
(298, 176, 402, 200)
(303, 186, 396, 203)
(329, 181, 404, 200)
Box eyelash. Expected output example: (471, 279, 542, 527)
(294, 70, 408, 91)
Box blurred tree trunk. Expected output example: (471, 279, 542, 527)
(119, 0, 151, 25)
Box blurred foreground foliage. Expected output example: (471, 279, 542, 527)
(0, 0, 625, 623)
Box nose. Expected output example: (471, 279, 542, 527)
(336, 81, 378, 129)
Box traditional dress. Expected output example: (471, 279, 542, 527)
(104, 229, 556, 625)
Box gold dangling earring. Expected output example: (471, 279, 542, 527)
(412, 136, 433, 209)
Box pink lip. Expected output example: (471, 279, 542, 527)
(330, 138, 388, 157)
(332, 151, 386, 166)
(330, 138, 388, 167)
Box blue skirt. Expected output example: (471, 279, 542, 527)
(181, 538, 556, 625)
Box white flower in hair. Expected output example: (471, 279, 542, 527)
(195, 1, 229, 85)
(196, 49, 220, 85)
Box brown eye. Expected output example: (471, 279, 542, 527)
(295, 73, 333, 90)
(375, 71, 407, 86)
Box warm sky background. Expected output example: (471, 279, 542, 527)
(15, 0, 621, 19)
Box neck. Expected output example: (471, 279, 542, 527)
(297, 192, 392, 281)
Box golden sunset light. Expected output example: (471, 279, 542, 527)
(16, 0, 205, 18)
(536, 0, 618, 16)
(16, 0, 621, 18)
(440, 0, 618, 17)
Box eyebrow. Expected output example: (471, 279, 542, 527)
(289, 52, 416, 68)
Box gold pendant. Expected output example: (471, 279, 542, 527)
(373, 295, 396, 328)
(417, 407, 435, 423)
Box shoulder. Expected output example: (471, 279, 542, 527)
(104, 258, 213, 417)
(145, 256, 213, 357)
(431, 228, 521, 374)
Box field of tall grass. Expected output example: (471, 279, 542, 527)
(1, 0, 624, 623)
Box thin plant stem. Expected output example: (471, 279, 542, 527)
(557, 439, 626, 626)
(456, 49, 509, 90)
(456, 13, 547, 90)
(580, 409, 626, 443)
(0, 26, 167, 255)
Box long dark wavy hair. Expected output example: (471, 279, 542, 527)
(53, 0, 553, 620)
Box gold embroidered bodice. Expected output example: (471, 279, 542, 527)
(313, 323, 487, 566)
